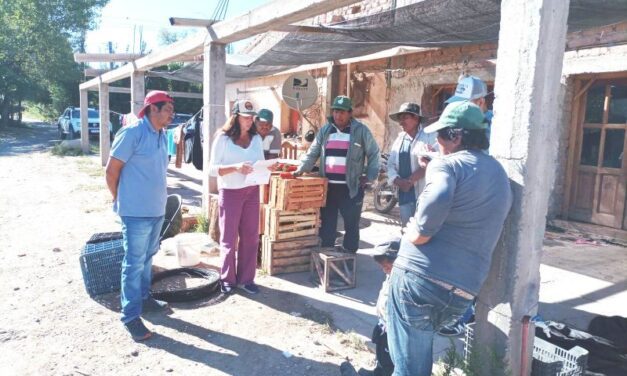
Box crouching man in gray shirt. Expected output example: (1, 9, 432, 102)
(386, 101, 512, 376)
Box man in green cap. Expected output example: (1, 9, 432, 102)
(255, 108, 282, 159)
(295, 95, 379, 253)
(386, 101, 512, 375)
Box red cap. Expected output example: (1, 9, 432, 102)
(137, 90, 174, 118)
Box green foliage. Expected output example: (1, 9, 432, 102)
(50, 144, 84, 157)
(193, 214, 209, 233)
(434, 339, 512, 376)
(0, 0, 108, 125)
(433, 340, 464, 376)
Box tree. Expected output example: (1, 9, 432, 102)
(0, 0, 108, 127)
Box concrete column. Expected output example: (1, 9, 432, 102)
(476, 0, 570, 375)
(98, 82, 111, 167)
(202, 42, 226, 214)
(79, 89, 89, 153)
(130, 71, 145, 115)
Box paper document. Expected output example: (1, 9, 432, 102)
(244, 159, 279, 185)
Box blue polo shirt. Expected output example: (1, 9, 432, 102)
(111, 117, 168, 217)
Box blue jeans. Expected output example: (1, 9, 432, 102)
(398, 201, 416, 227)
(120, 216, 164, 323)
(387, 267, 472, 376)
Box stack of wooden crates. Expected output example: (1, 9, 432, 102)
(259, 175, 327, 275)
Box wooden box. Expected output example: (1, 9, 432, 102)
(259, 204, 267, 235)
(260, 183, 271, 204)
(264, 207, 320, 241)
(261, 235, 320, 276)
(311, 249, 356, 292)
(269, 176, 328, 211)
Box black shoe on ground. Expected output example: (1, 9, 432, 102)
(124, 318, 152, 341)
(142, 296, 169, 312)
(220, 282, 233, 294)
(238, 283, 260, 295)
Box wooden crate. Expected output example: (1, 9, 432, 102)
(269, 176, 328, 210)
(264, 207, 320, 241)
(260, 183, 271, 204)
(261, 235, 320, 275)
(311, 249, 357, 292)
(259, 204, 267, 235)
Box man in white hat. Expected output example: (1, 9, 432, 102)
(387, 102, 437, 226)
(445, 75, 493, 145)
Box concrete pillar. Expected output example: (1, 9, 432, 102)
(79, 89, 89, 153)
(476, 0, 570, 375)
(98, 82, 111, 167)
(131, 71, 145, 115)
(202, 42, 226, 214)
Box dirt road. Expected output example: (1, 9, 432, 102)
(0, 122, 375, 376)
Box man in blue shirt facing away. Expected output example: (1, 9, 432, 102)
(105, 90, 174, 341)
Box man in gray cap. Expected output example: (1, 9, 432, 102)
(387, 103, 437, 226)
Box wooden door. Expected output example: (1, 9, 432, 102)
(569, 78, 627, 229)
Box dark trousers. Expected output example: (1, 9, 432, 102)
(372, 323, 394, 376)
(319, 183, 364, 251)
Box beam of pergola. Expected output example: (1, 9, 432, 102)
(79, 0, 361, 91)
(74, 53, 144, 63)
(87, 86, 203, 99)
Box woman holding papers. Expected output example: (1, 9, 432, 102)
(208, 99, 265, 295)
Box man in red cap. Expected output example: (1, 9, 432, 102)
(105, 90, 174, 341)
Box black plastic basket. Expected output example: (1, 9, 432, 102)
(79, 239, 125, 296)
(86, 232, 122, 244)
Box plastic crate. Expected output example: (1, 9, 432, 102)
(79, 239, 125, 296)
(86, 232, 122, 244)
(532, 337, 588, 376)
(463, 322, 474, 365)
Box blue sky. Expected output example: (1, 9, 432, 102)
(86, 0, 271, 55)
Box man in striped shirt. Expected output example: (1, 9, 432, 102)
(296, 96, 380, 252)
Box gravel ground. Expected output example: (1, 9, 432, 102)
(0, 122, 375, 376)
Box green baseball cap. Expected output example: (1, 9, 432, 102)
(424, 101, 486, 134)
(255, 108, 273, 123)
(331, 95, 352, 111)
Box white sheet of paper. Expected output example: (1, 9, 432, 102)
(244, 159, 278, 185)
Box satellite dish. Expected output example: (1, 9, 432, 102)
(281, 73, 318, 110)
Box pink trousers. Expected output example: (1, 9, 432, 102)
(218, 185, 260, 285)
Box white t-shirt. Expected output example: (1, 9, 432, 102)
(208, 133, 265, 190)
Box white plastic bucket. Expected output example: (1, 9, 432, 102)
(176, 237, 201, 267)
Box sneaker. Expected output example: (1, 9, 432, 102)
(220, 282, 233, 294)
(438, 321, 466, 337)
(238, 283, 260, 295)
(467, 314, 476, 324)
(124, 318, 152, 341)
(142, 296, 169, 312)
